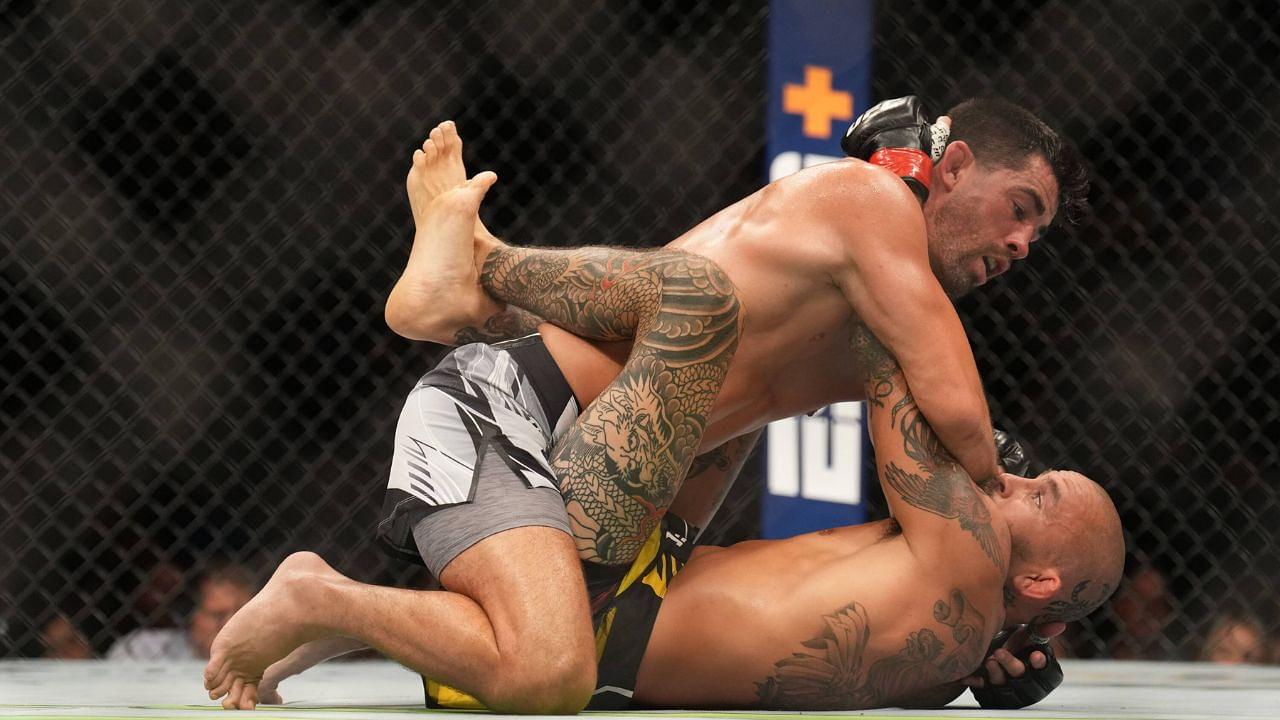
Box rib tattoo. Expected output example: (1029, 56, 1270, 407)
(479, 244, 741, 565)
(755, 590, 987, 709)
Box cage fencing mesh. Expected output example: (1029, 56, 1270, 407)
(2, 0, 1278, 666)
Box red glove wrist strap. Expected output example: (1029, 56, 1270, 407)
(869, 147, 933, 191)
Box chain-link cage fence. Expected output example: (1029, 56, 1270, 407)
(873, 0, 1280, 661)
(2, 0, 1277, 667)
(0, 0, 768, 658)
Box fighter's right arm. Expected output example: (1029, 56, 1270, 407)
(473, 238, 741, 347)
(859, 329, 1010, 576)
(668, 429, 763, 539)
(827, 166, 1000, 489)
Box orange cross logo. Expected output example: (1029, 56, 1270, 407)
(783, 66, 853, 139)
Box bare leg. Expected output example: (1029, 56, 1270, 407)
(207, 152, 593, 710)
(207, 531, 594, 712)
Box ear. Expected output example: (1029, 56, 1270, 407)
(934, 139, 974, 192)
(1015, 569, 1062, 601)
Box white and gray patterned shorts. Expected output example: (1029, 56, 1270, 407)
(375, 334, 579, 576)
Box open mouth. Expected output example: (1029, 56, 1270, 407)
(983, 256, 997, 278)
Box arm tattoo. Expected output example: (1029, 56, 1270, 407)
(686, 443, 736, 479)
(679, 429, 764, 541)
(755, 591, 987, 710)
(480, 245, 740, 355)
(491, 245, 741, 565)
(864, 342, 1005, 573)
(452, 305, 544, 345)
(882, 463, 1003, 572)
(852, 323, 897, 408)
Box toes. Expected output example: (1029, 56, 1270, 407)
(209, 671, 235, 701)
(429, 125, 444, 151)
(239, 684, 260, 711)
(222, 678, 245, 710)
(205, 659, 229, 696)
(422, 139, 437, 163)
(468, 170, 498, 193)
(442, 120, 460, 156)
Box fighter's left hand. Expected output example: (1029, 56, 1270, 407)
(962, 622, 1066, 708)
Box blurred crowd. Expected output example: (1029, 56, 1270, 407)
(1051, 562, 1277, 665)
(38, 561, 255, 662)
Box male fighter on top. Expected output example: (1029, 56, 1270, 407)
(206, 98, 1097, 711)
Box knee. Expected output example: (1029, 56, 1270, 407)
(486, 647, 597, 714)
(679, 253, 742, 319)
(657, 251, 744, 353)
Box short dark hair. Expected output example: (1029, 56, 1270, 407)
(947, 97, 1089, 223)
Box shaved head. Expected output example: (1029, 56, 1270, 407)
(1034, 472, 1125, 622)
(994, 469, 1125, 623)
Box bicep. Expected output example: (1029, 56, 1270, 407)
(840, 239, 977, 409)
(864, 360, 1007, 574)
(669, 429, 763, 538)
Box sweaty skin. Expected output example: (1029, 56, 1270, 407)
(629, 346, 1010, 709)
(222, 123, 1088, 710)
(496, 160, 995, 463)
(393, 122, 1062, 528)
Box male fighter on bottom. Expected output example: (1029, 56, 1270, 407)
(211, 318, 1123, 710)
(206, 142, 1121, 711)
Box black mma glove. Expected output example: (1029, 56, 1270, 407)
(841, 95, 949, 201)
(993, 427, 1032, 476)
(972, 627, 1064, 709)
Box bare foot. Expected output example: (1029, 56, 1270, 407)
(386, 120, 501, 342)
(203, 552, 343, 710)
(258, 635, 370, 705)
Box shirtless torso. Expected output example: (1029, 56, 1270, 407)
(636, 520, 994, 708)
(626, 345, 1011, 709)
(541, 159, 978, 451)
(544, 174, 854, 444)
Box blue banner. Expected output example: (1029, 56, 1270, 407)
(763, 0, 874, 538)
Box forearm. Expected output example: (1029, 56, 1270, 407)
(873, 324, 996, 485)
(907, 380, 998, 485)
(842, 264, 997, 486)
(863, 339, 1007, 574)
(477, 240, 739, 344)
(669, 429, 763, 538)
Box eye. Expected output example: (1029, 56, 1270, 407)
(1034, 491, 1043, 509)
(1013, 202, 1026, 221)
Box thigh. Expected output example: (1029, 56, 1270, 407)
(439, 525, 593, 661)
(552, 294, 739, 567)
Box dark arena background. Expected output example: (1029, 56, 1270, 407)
(3, 0, 1279, 708)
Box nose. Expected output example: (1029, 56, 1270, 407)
(997, 471, 1024, 498)
(1006, 229, 1033, 260)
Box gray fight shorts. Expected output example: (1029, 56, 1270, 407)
(375, 334, 580, 576)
